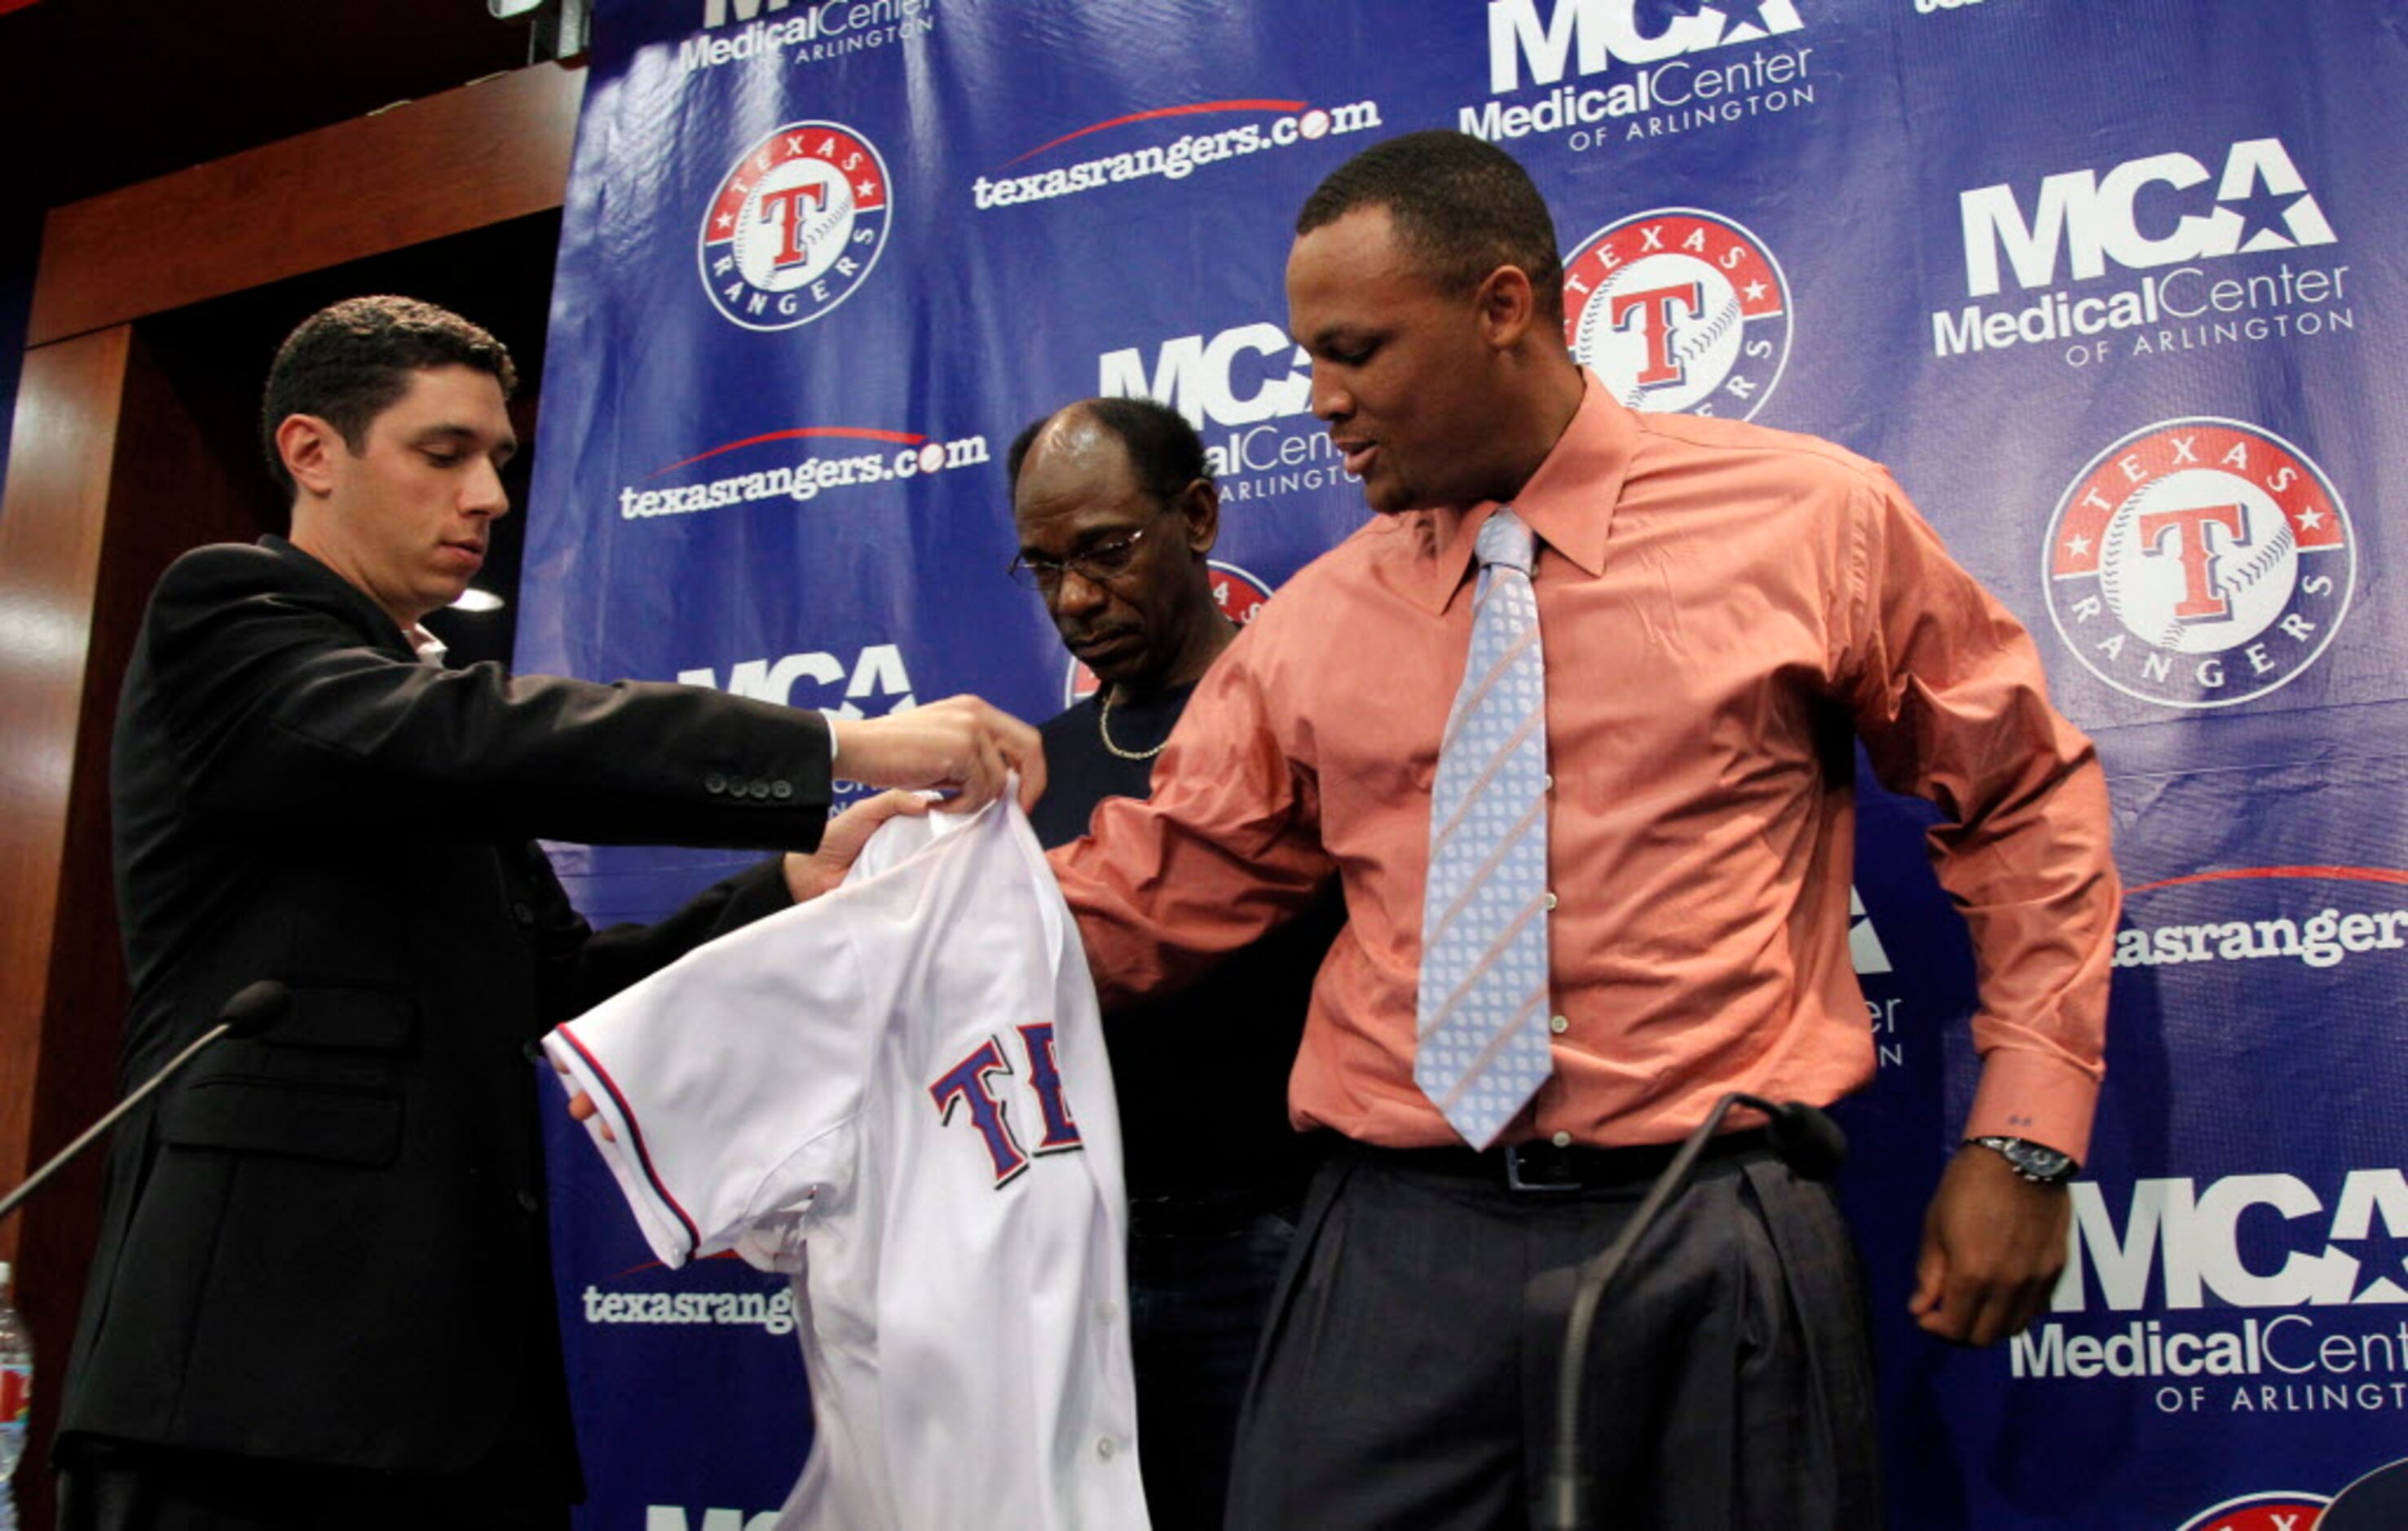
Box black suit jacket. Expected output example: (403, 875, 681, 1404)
(61, 536, 836, 1486)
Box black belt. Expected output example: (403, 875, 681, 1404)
(1364, 1127, 1772, 1194)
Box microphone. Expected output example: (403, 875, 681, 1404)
(211, 980, 292, 1041)
(0, 981, 290, 1225)
(1537, 1092, 1846, 1531)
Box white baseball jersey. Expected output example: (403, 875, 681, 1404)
(545, 800, 1149, 1530)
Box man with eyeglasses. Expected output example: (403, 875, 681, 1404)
(1007, 397, 1341, 1531)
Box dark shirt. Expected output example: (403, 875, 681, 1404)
(1033, 683, 1341, 1205)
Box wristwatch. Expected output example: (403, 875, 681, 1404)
(1966, 1135, 2078, 1185)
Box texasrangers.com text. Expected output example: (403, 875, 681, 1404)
(619, 435, 990, 520)
(583, 1284, 799, 1335)
(972, 101, 1383, 210)
(2112, 907, 2408, 971)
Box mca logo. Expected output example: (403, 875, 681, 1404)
(678, 643, 915, 721)
(1958, 138, 2334, 300)
(698, 121, 891, 331)
(1486, 0, 1806, 93)
(2044, 419, 2353, 710)
(1562, 210, 1790, 419)
(1847, 887, 1891, 975)
(1064, 562, 1272, 704)
(1099, 323, 1311, 431)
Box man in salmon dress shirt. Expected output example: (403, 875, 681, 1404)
(1046, 131, 2119, 1529)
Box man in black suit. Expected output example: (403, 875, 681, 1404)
(54, 296, 1041, 1529)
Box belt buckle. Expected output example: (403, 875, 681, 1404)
(1503, 1141, 1582, 1193)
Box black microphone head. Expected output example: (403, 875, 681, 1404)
(218, 980, 292, 1039)
(1765, 1101, 1846, 1180)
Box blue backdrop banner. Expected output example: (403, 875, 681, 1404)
(518, 2, 2408, 1524)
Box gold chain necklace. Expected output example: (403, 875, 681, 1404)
(1096, 687, 1168, 761)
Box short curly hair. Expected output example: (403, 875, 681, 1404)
(260, 296, 517, 497)
(1295, 130, 1564, 324)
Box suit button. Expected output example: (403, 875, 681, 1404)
(704, 773, 728, 795)
(511, 902, 535, 924)
(516, 1189, 540, 1215)
(771, 780, 793, 801)
(752, 779, 774, 799)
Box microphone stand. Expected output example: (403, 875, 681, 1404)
(1538, 1092, 1844, 1531)
(0, 981, 290, 1225)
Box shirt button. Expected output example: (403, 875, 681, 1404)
(1542, 773, 1555, 792)
(1096, 1436, 1118, 1462)
(1544, 891, 1559, 911)
(1096, 1300, 1118, 1326)
(1550, 1130, 1573, 1149)
(1550, 1014, 1569, 1035)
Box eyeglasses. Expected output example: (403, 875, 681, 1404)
(1007, 515, 1165, 593)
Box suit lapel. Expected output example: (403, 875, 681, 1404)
(257, 534, 425, 664)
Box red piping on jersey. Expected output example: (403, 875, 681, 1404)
(554, 1023, 703, 1262)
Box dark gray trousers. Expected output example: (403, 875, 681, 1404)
(1224, 1140, 1884, 1531)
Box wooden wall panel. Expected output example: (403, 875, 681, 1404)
(2, 331, 266, 1525)
(29, 61, 583, 346)
(0, 327, 134, 1220)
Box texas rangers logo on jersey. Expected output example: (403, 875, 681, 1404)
(698, 121, 892, 331)
(929, 1022, 1083, 1187)
(1063, 559, 1272, 704)
(1561, 209, 1790, 419)
(2044, 419, 2353, 710)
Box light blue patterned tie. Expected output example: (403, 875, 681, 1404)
(1416, 509, 1555, 1149)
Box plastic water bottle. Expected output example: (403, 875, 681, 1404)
(0, 1259, 30, 1531)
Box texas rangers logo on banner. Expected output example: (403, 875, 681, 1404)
(1561, 209, 1790, 418)
(2172, 1491, 2328, 1531)
(2044, 419, 2353, 709)
(1064, 561, 1272, 704)
(699, 121, 892, 331)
